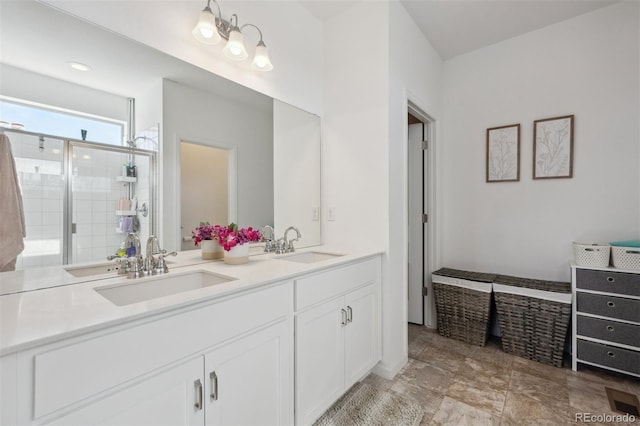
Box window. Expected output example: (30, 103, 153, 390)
(0, 97, 125, 146)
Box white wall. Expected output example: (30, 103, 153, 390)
(323, 1, 443, 378)
(273, 100, 321, 246)
(0, 64, 127, 122)
(441, 2, 640, 281)
(42, 0, 324, 115)
(162, 80, 273, 250)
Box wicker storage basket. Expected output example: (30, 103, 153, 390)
(432, 268, 495, 346)
(610, 240, 640, 270)
(573, 242, 610, 268)
(493, 275, 571, 367)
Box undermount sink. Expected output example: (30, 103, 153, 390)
(65, 260, 174, 278)
(276, 251, 344, 264)
(95, 271, 236, 306)
(64, 262, 123, 278)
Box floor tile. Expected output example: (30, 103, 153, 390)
(511, 355, 568, 385)
(415, 344, 466, 373)
(430, 396, 500, 426)
(445, 378, 507, 417)
(508, 369, 569, 409)
(501, 392, 572, 425)
(390, 358, 455, 397)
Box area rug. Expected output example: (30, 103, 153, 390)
(313, 383, 424, 426)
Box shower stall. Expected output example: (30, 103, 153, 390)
(4, 128, 157, 270)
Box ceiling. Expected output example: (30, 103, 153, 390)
(301, 0, 618, 60)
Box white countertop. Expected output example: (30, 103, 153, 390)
(0, 246, 381, 356)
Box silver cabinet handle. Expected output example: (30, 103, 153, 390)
(606, 325, 615, 332)
(346, 306, 353, 323)
(607, 301, 615, 308)
(341, 309, 347, 326)
(194, 379, 203, 410)
(210, 371, 218, 401)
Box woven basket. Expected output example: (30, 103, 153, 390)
(493, 275, 571, 367)
(432, 268, 495, 347)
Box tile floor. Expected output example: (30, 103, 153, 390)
(360, 324, 640, 425)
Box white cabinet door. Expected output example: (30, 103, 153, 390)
(204, 320, 292, 426)
(49, 357, 204, 426)
(344, 283, 380, 389)
(295, 297, 345, 425)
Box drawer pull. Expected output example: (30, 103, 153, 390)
(607, 301, 615, 308)
(606, 325, 615, 332)
(606, 276, 615, 283)
(607, 351, 616, 358)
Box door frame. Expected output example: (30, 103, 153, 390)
(406, 100, 438, 328)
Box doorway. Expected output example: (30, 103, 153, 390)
(407, 105, 434, 326)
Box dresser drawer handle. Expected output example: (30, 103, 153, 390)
(607, 351, 616, 358)
(606, 276, 615, 283)
(606, 325, 615, 332)
(607, 301, 615, 308)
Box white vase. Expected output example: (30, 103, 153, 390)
(200, 240, 223, 260)
(223, 244, 250, 265)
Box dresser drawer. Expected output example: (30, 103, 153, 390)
(577, 340, 640, 375)
(576, 269, 640, 297)
(577, 293, 640, 323)
(577, 316, 640, 348)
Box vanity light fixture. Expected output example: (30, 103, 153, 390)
(192, 0, 273, 71)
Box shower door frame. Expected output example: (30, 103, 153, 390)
(3, 128, 157, 266)
(64, 139, 157, 264)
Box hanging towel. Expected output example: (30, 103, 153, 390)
(0, 134, 26, 271)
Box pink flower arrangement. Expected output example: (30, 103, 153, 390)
(216, 223, 262, 251)
(192, 222, 261, 251)
(192, 222, 225, 247)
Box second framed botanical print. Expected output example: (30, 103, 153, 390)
(486, 124, 520, 182)
(533, 115, 574, 179)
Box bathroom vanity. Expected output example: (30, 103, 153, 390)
(0, 249, 381, 425)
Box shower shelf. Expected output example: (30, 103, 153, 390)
(116, 176, 137, 183)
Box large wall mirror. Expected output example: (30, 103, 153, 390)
(1, 0, 321, 264)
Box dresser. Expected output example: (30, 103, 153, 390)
(572, 265, 640, 377)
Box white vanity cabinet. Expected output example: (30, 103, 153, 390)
(294, 257, 381, 425)
(8, 281, 294, 426)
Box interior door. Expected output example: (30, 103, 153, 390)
(408, 122, 425, 324)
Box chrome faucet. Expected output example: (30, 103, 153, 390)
(262, 225, 276, 252)
(282, 226, 301, 253)
(144, 235, 161, 273)
(124, 232, 143, 278)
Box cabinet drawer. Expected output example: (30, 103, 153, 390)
(576, 269, 640, 297)
(295, 258, 380, 310)
(577, 293, 640, 323)
(577, 316, 640, 348)
(577, 339, 640, 375)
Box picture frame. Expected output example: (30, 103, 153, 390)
(533, 115, 574, 179)
(486, 124, 520, 182)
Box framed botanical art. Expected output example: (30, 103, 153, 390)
(486, 124, 520, 182)
(533, 115, 574, 179)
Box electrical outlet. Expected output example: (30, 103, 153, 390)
(312, 207, 319, 221)
(328, 208, 336, 221)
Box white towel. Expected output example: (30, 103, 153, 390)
(0, 134, 25, 271)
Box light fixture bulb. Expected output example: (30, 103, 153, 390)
(223, 28, 248, 60)
(251, 41, 273, 71)
(192, 7, 221, 45)
(68, 61, 91, 72)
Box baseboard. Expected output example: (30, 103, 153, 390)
(371, 356, 408, 380)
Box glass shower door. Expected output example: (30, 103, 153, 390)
(70, 144, 153, 264)
(11, 133, 65, 269)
